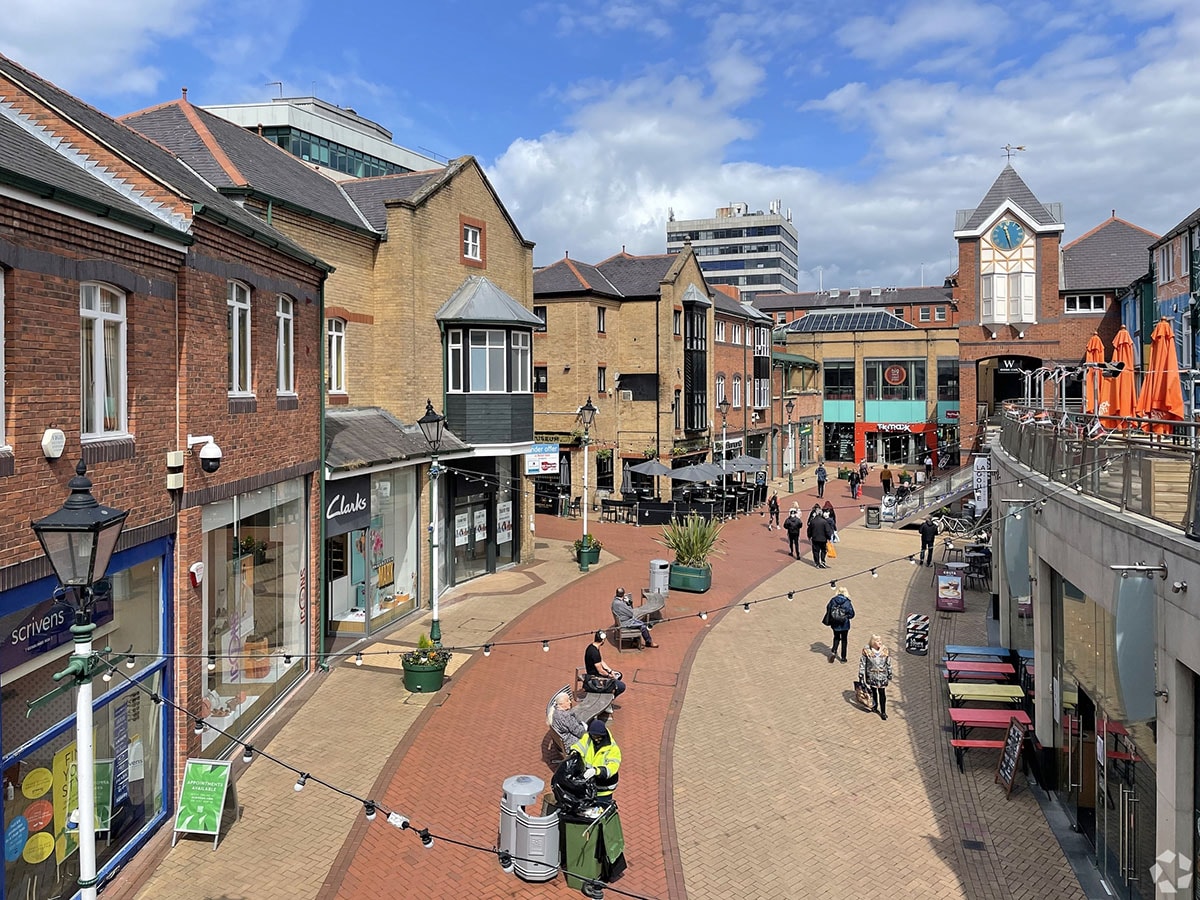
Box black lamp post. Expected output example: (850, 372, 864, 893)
(417, 400, 446, 644)
(785, 398, 796, 493)
(578, 396, 597, 572)
(30, 461, 127, 900)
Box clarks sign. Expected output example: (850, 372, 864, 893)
(326, 475, 370, 537)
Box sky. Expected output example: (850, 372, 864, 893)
(5, 0, 1200, 291)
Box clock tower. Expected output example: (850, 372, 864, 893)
(953, 165, 1066, 456)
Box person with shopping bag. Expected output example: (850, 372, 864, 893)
(858, 634, 894, 720)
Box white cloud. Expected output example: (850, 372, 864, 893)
(0, 0, 202, 96)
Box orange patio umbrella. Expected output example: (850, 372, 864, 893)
(1099, 325, 1136, 429)
(1136, 316, 1185, 434)
(1084, 332, 1104, 415)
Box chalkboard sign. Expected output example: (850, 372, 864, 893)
(995, 717, 1026, 797)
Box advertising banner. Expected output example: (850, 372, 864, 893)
(525, 443, 560, 476)
(973, 456, 990, 509)
(173, 759, 234, 849)
(936, 573, 965, 611)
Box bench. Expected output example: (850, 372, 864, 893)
(944, 645, 1011, 660)
(638, 589, 666, 622)
(610, 612, 645, 652)
(950, 738, 1006, 773)
(546, 683, 614, 761)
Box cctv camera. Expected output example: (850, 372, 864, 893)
(198, 439, 222, 474)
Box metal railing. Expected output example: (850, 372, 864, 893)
(996, 405, 1200, 535)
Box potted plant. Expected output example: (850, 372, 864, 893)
(401, 634, 452, 693)
(572, 533, 602, 566)
(659, 514, 724, 593)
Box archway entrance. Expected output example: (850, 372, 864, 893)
(976, 355, 1041, 416)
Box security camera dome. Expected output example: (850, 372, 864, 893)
(198, 439, 222, 473)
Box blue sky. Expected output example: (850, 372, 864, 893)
(5, 0, 1199, 289)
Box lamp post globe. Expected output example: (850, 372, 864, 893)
(30, 461, 127, 900)
(578, 396, 598, 572)
(417, 400, 446, 644)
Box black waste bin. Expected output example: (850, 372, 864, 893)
(866, 505, 881, 529)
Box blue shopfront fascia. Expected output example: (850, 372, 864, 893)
(0, 536, 173, 891)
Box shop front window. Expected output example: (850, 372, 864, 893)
(496, 457, 516, 566)
(824, 423, 856, 462)
(365, 470, 418, 629)
(201, 479, 308, 756)
(2, 555, 167, 897)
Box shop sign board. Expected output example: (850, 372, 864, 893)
(525, 443, 560, 475)
(876, 423, 912, 432)
(173, 759, 236, 849)
(1, 592, 114, 674)
(973, 456, 990, 509)
(326, 475, 370, 537)
(936, 573, 965, 611)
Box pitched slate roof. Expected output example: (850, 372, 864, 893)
(340, 171, 441, 231)
(0, 114, 188, 240)
(784, 308, 915, 333)
(753, 286, 953, 311)
(1062, 217, 1156, 292)
(325, 407, 467, 472)
(596, 252, 677, 297)
(956, 164, 1060, 231)
(533, 257, 621, 297)
(435, 276, 544, 325)
(0, 54, 326, 268)
(122, 100, 374, 232)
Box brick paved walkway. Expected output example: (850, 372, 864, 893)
(111, 473, 1084, 900)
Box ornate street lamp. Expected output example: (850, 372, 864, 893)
(30, 461, 128, 900)
(417, 400, 446, 644)
(785, 398, 796, 493)
(578, 396, 598, 572)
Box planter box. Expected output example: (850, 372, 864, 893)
(668, 563, 712, 593)
(402, 660, 447, 693)
(576, 547, 601, 566)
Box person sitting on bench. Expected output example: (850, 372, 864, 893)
(585, 632, 627, 697)
(552, 692, 588, 741)
(610, 587, 659, 648)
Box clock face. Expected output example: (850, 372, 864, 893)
(991, 219, 1026, 251)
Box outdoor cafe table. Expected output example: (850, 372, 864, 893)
(944, 645, 1011, 660)
(949, 707, 1031, 740)
(944, 660, 1016, 682)
(947, 683, 1026, 707)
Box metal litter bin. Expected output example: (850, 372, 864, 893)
(649, 559, 669, 595)
(500, 775, 560, 881)
(866, 505, 881, 529)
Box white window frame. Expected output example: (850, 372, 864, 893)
(731, 323, 742, 345)
(732, 375, 742, 408)
(775, 312, 787, 324)
(673, 310, 681, 335)
(715, 320, 726, 342)
(1065, 294, 1105, 314)
(0, 273, 5, 447)
(1158, 244, 1175, 284)
(512, 331, 531, 392)
(980, 272, 1035, 324)
(934, 306, 947, 322)
(463, 224, 482, 261)
(597, 306, 606, 333)
(716, 374, 726, 404)
(469, 328, 508, 392)
(326, 318, 347, 394)
(80, 282, 128, 438)
(919, 306, 931, 322)
(228, 281, 253, 395)
(754, 326, 769, 356)
(448, 330, 463, 392)
(276, 295, 295, 394)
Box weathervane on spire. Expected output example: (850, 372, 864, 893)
(1002, 144, 1026, 161)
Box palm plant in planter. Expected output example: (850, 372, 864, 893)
(572, 533, 602, 565)
(659, 514, 724, 592)
(401, 633, 452, 693)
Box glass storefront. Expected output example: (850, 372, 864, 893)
(447, 457, 520, 585)
(326, 469, 419, 638)
(2, 550, 168, 898)
(202, 478, 308, 756)
(1052, 573, 1157, 899)
(824, 423, 855, 462)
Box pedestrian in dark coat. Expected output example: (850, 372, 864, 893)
(823, 589, 855, 662)
(822, 500, 837, 532)
(767, 492, 780, 530)
(814, 463, 828, 498)
(848, 468, 861, 499)
(809, 510, 833, 568)
(918, 517, 939, 567)
(782, 510, 803, 558)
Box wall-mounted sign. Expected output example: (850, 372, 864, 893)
(998, 358, 1024, 373)
(946, 410, 960, 419)
(326, 474, 370, 536)
(497, 501, 513, 544)
(525, 443, 560, 475)
(884, 365, 907, 385)
(1, 592, 114, 675)
(876, 423, 912, 433)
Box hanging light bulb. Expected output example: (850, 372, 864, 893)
(829, 580, 837, 589)
(194, 719, 206, 734)
(355, 652, 363, 667)
(102, 669, 113, 683)
(871, 569, 878, 578)
(363, 801, 377, 821)
(699, 610, 708, 620)
(151, 693, 163, 706)
(1014, 511, 1022, 520)
(294, 773, 308, 792)
(207, 654, 216, 672)
(419, 828, 435, 848)
(283, 652, 293, 665)
(243, 745, 253, 763)
(910, 556, 918, 566)
(126, 654, 136, 669)
(542, 640, 550, 652)
(483, 643, 493, 657)
(787, 591, 794, 601)
(743, 603, 750, 613)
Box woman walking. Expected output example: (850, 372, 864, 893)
(858, 634, 894, 720)
(823, 589, 855, 662)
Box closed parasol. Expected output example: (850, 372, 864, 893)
(1099, 325, 1136, 429)
(1084, 332, 1104, 415)
(1136, 317, 1185, 434)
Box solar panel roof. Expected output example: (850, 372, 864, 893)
(787, 309, 915, 333)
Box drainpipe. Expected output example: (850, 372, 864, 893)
(317, 273, 329, 671)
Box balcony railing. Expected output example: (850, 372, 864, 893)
(996, 404, 1199, 535)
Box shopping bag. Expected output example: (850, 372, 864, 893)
(855, 681, 872, 707)
(831, 531, 840, 543)
(826, 543, 837, 559)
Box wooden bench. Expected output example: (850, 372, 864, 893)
(944, 644, 1011, 660)
(610, 612, 644, 652)
(546, 685, 613, 762)
(638, 589, 666, 622)
(950, 738, 1006, 773)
